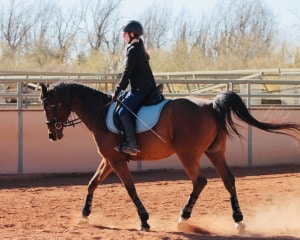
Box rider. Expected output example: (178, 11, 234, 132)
(112, 20, 156, 155)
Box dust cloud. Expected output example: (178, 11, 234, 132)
(179, 199, 300, 238)
(245, 199, 300, 238)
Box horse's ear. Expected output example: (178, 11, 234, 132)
(39, 83, 48, 99)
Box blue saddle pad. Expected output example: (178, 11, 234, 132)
(106, 99, 170, 134)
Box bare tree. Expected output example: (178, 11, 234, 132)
(295, 47, 300, 66)
(0, 0, 38, 57)
(210, 0, 277, 68)
(77, 0, 124, 72)
(167, 9, 192, 71)
(141, 3, 170, 49)
(0, 0, 294, 71)
(172, 9, 190, 43)
(25, 1, 57, 67)
(168, 9, 210, 71)
(48, 5, 82, 63)
(83, 0, 122, 52)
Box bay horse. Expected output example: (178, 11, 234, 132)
(40, 82, 300, 232)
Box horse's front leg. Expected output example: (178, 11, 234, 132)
(79, 158, 112, 223)
(110, 159, 150, 231)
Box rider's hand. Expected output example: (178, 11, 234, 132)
(112, 87, 121, 102)
(112, 93, 118, 101)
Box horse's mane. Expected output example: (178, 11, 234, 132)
(52, 82, 112, 131)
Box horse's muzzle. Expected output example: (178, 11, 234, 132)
(48, 130, 63, 141)
(49, 133, 57, 141)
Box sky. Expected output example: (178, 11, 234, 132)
(53, 0, 300, 32)
(119, 0, 300, 23)
(2, 0, 300, 43)
(117, 0, 300, 43)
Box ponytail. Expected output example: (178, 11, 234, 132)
(139, 38, 150, 61)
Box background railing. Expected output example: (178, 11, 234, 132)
(1, 68, 300, 110)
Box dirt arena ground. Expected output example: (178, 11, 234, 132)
(0, 164, 299, 240)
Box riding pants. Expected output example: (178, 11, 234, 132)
(118, 91, 149, 118)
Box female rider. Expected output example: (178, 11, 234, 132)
(112, 20, 156, 155)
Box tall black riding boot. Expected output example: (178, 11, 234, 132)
(116, 115, 140, 155)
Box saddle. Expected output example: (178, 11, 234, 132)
(142, 83, 164, 106)
(106, 84, 170, 134)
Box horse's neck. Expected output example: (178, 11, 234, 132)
(70, 91, 110, 132)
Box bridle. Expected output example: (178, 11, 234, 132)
(45, 105, 82, 129)
(43, 96, 112, 130)
(43, 98, 75, 130)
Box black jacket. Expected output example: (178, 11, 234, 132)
(116, 41, 156, 95)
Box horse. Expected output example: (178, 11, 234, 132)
(40, 82, 300, 232)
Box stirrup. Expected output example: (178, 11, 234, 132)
(114, 144, 140, 155)
(121, 146, 140, 155)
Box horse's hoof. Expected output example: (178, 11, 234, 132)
(235, 222, 246, 234)
(140, 222, 150, 231)
(178, 217, 188, 223)
(140, 226, 150, 231)
(77, 215, 89, 224)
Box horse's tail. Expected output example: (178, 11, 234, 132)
(212, 91, 300, 140)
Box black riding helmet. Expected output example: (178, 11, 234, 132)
(123, 20, 143, 43)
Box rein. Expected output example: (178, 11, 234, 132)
(62, 116, 83, 128)
(66, 101, 112, 128)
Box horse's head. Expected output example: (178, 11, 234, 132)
(40, 83, 71, 141)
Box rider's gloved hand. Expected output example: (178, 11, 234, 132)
(112, 87, 121, 102)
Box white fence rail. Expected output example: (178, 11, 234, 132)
(1, 68, 300, 110)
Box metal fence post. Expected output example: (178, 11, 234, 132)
(247, 82, 253, 167)
(17, 81, 23, 174)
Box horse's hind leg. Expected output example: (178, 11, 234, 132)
(81, 158, 112, 221)
(205, 150, 245, 232)
(176, 152, 207, 222)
